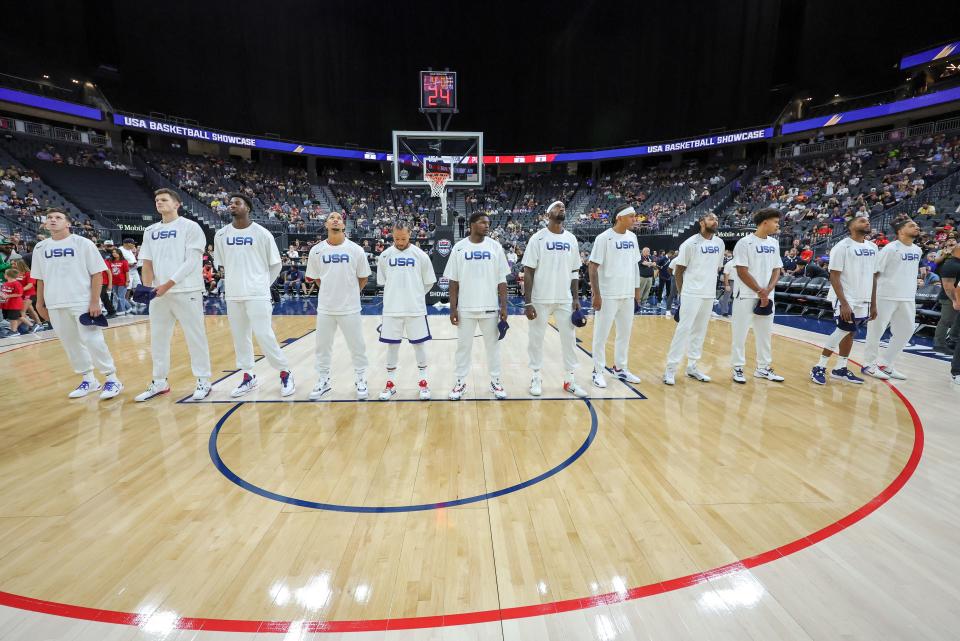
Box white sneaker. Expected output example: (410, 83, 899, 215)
(591, 370, 607, 388)
(529, 373, 542, 396)
(732, 367, 746, 384)
(356, 377, 369, 400)
(69, 379, 101, 398)
(231, 373, 259, 397)
(449, 379, 467, 400)
(754, 367, 785, 382)
(379, 381, 397, 401)
(309, 378, 331, 400)
(878, 365, 906, 380)
(280, 370, 295, 397)
(99, 379, 123, 400)
(613, 367, 641, 384)
(192, 379, 213, 400)
(563, 380, 588, 398)
(134, 380, 169, 402)
(418, 379, 431, 400)
(662, 370, 676, 386)
(490, 380, 507, 400)
(686, 365, 711, 382)
(861, 365, 890, 381)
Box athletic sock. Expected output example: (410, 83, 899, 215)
(817, 356, 830, 368)
(83, 371, 98, 383)
(106, 373, 119, 383)
(386, 368, 396, 384)
(836, 357, 848, 369)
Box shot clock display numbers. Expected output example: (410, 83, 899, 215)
(420, 71, 457, 111)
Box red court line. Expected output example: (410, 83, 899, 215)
(0, 330, 926, 634)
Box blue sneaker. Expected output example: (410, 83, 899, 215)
(810, 366, 827, 385)
(831, 367, 864, 384)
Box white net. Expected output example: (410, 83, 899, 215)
(426, 172, 450, 224)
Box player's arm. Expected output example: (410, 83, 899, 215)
(870, 272, 879, 320)
(570, 274, 581, 311)
(830, 269, 853, 321)
(522, 266, 536, 320)
(157, 248, 203, 297)
(942, 276, 958, 310)
(89, 271, 104, 317)
(35, 279, 47, 320)
(141, 259, 155, 288)
(588, 261, 602, 310)
(673, 264, 686, 295)
(448, 279, 459, 325)
(498, 280, 508, 322)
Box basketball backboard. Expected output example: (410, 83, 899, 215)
(391, 131, 484, 188)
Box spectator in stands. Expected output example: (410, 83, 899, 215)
(934, 243, 960, 354)
(919, 265, 940, 286)
(203, 263, 215, 295)
(11, 258, 40, 327)
(917, 203, 937, 216)
(284, 265, 303, 298)
(805, 258, 829, 279)
(105, 248, 131, 315)
(799, 245, 814, 263)
(638, 247, 656, 308)
(287, 245, 300, 261)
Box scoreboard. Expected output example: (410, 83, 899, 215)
(420, 71, 457, 112)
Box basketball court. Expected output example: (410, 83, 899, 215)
(0, 312, 950, 640)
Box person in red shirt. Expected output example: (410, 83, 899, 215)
(1, 267, 25, 337)
(800, 245, 814, 263)
(105, 248, 131, 314)
(11, 258, 41, 326)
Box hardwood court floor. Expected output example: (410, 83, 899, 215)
(0, 314, 917, 631)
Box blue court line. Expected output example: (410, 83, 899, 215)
(549, 321, 647, 400)
(175, 328, 316, 403)
(208, 398, 600, 513)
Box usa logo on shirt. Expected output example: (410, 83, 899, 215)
(389, 257, 416, 267)
(902, 252, 920, 261)
(322, 254, 350, 263)
(755, 245, 775, 254)
(465, 251, 492, 260)
(614, 240, 635, 250)
(226, 237, 253, 245)
(44, 248, 75, 258)
(701, 245, 720, 254)
(853, 248, 876, 256)
(151, 230, 178, 240)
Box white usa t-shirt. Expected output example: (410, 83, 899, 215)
(827, 237, 879, 305)
(522, 228, 581, 304)
(31, 234, 106, 310)
(675, 233, 725, 298)
(875, 239, 920, 302)
(214, 222, 281, 301)
(588, 228, 641, 299)
(138, 216, 206, 293)
(444, 237, 510, 315)
(732, 233, 783, 300)
(305, 238, 371, 315)
(376, 244, 436, 316)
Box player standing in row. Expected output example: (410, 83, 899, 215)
(306, 211, 371, 400)
(214, 194, 295, 398)
(445, 212, 511, 400)
(32, 208, 123, 399)
(523, 201, 588, 397)
(729, 208, 785, 384)
(810, 215, 878, 385)
(663, 212, 724, 385)
(588, 204, 642, 388)
(861, 217, 921, 381)
(135, 188, 212, 401)
(376, 221, 436, 400)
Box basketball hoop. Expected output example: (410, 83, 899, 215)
(426, 171, 450, 198)
(426, 171, 450, 224)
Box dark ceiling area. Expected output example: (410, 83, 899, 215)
(3, 0, 959, 151)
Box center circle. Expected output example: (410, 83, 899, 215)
(208, 398, 599, 513)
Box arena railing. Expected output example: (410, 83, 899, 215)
(775, 113, 960, 160)
(13, 118, 113, 148)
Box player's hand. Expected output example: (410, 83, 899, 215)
(572, 299, 581, 312)
(499, 307, 508, 322)
(154, 281, 174, 297)
(450, 308, 459, 326)
(839, 301, 853, 322)
(870, 304, 878, 320)
(759, 289, 770, 306)
(724, 285, 732, 292)
(592, 293, 602, 311)
(524, 305, 537, 320)
(88, 301, 101, 317)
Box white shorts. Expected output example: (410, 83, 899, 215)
(379, 315, 432, 344)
